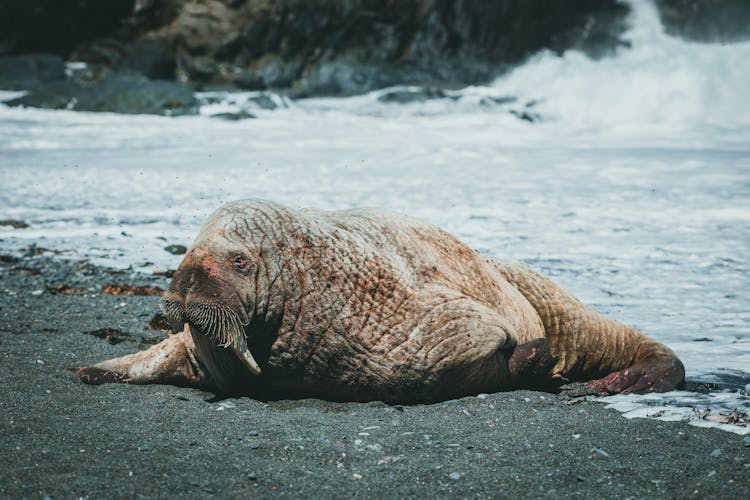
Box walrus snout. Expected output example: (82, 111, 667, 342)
(162, 255, 260, 375)
(164, 262, 249, 335)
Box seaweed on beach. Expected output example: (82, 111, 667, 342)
(101, 283, 163, 296)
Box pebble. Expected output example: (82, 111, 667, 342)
(31, 289, 43, 296)
(592, 448, 610, 458)
(449, 472, 461, 481)
(743, 437, 750, 447)
(249, 443, 260, 450)
(709, 448, 722, 458)
(352, 473, 362, 480)
(164, 244, 187, 255)
(247, 472, 257, 481)
(707, 470, 716, 477)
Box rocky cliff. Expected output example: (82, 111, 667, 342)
(1, 0, 748, 113)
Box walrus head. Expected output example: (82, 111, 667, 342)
(161, 219, 262, 376)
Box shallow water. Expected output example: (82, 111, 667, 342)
(1, 1, 748, 432)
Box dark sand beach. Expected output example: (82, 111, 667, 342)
(1, 255, 748, 498)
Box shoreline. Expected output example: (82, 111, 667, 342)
(1, 254, 748, 497)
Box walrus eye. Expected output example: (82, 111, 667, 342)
(232, 255, 250, 272)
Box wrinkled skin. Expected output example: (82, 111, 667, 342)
(72, 200, 685, 403)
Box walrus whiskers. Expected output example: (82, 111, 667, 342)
(161, 299, 185, 330)
(186, 303, 246, 347)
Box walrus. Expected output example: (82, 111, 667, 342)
(72, 199, 684, 402)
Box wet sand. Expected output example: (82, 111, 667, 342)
(1, 256, 748, 498)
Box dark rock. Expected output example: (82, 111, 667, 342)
(69, 39, 130, 72)
(259, 57, 302, 88)
(211, 111, 257, 121)
(247, 94, 280, 111)
(509, 109, 542, 123)
(70, 38, 175, 81)
(479, 96, 517, 107)
(0, 0, 135, 57)
(6, 72, 197, 116)
(294, 60, 383, 97)
(176, 48, 220, 83)
(7, 81, 74, 110)
(655, 0, 750, 43)
(0, 54, 65, 90)
(377, 87, 456, 104)
(123, 39, 176, 80)
(234, 70, 266, 91)
(0, 219, 30, 229)
(164, 244, 188, 255)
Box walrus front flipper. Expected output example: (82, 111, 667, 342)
(70, 324, 209, 389)
(494, 262, 685, 394)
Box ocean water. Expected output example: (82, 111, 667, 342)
(1, 1, 748, 433)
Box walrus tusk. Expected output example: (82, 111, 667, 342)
(183, 323, 261, 375)
(231, 336, 262, 375)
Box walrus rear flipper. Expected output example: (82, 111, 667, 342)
(494, 262, 685, 395)
(70, 324, 209, 389)
(560, 342, 685, 396)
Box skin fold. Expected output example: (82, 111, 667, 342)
(72, 199, 685, 403)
